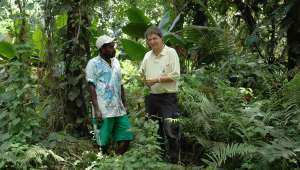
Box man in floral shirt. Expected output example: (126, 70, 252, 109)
(86, 35, 133, 154)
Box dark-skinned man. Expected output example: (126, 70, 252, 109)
(86, 35, 133, 154)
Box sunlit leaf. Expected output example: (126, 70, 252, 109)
(120, 39, 148, 61)
(55, 11, 68, 29)
(122, 22, 150, 39)
(32, 26, 46, 59)
(0, 41, 16, 59)
(127, 7, 150, 24)
(163, 32, 187, 47)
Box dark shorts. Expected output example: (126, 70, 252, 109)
(145, 93, 180, 118)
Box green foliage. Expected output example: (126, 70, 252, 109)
(245, 34, 258, 47)
(164, 32, 187, 47)
(178, 64, 300, 169)
(203, 143, 256, 167)
(32, 26, 46, 59)
(86, 119, 165, 169)
(0, 61, 65, 169)
(258, 138, 298, 163)
(0, 61, 41, 142)
(0, 41, 16, 59)
(264, 72, 300, 129)
(122, 7, 151, 39)
(0, 144, 64, 169)
(55, 11, 68, 29)
(179, 84, 218, 136)
(122, 22, 150, 39)
(120, 60, 149, 111)
(120, 39, 148, 61)
(181, 26, 234, 66)
(126, 7, 150, 24)
(74, 115, 185, 169)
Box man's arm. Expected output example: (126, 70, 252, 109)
(88, 82, 102, 120)
(121, 85, 127, 110)
(145, 48, 180, 86)
(144, 76, 173, 86)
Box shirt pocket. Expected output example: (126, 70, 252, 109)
(163, 63, 173, 74)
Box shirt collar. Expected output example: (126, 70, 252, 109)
(151, 44, 167, 57)
(98, 55, 114, 68)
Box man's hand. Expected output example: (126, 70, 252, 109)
(94, 109, 102, 122)
(144, 78, 159, 87)
(123, 103, 128, 111)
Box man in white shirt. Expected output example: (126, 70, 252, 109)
(140, 26, 181, 163)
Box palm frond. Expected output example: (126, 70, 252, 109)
(179, 25, 235, 67)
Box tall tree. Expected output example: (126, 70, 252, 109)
(286, 0, 300, 79)
(15, 0, 27, 43)
(232, 0, 256, 32)
(63, 0, 91, 135)
(230, 0, 264, 58)
(190, 0, 208, 26)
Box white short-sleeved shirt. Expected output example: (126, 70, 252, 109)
(139, 45, 180, 94)
(85, 56, 126, 118)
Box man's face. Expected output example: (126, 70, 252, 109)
(101, 42, 116, 58)
(146, 34, 163, 50)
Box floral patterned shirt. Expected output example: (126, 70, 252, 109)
(85, 56, 126, 118)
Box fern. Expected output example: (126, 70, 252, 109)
(179, 86, 218, 135)
(0, 143, 64, 169)
(21, 145, 47, 166)
(21, 145, 64, 167)
(257, 137, 298, 166)
(264, 73, 300, 128)
(185, 132, 226, 151)
(180, 86, 218, 116)
(203, 143, 256, 167)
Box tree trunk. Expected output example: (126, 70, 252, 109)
(287, 0, 300, 79)
(16, 0, 27, 43)
(267, 18, 276, 64)
(232, 0, 264, 58)
(63, 0, 90, 136)
(191, 0, 208, 26)
(232, 0, 256, 32)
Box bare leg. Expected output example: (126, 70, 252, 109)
(101, 145, 109, 154)
(116, 140, 130, 154)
